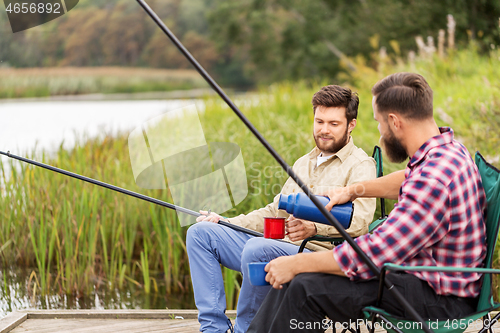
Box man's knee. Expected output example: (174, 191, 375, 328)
(241, 237, 277, 266)
(186, 221, 217, 249)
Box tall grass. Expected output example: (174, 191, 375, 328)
(0, 44, 499, 307)
(0, 134, 193, 298)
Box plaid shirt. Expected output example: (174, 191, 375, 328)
(333, 127, 486, 298)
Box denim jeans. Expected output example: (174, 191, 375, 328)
(186, 221, 311, 333)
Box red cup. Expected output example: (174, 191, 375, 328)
(264, 217, 286, 239)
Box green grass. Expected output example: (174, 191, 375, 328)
(0, 45, 499, 307)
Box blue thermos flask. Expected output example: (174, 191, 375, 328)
(278, 193, 353, 229)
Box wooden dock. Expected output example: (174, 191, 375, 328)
(0, 310, 218, 333)
(0, 309, 498, 332)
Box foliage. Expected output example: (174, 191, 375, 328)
(208, 0, 500, 82)
(1, 0, 499, 87)
(0, 0, 224, 76)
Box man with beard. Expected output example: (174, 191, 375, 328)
(186, 85, 377, 333)
(246, 72, 486, 333)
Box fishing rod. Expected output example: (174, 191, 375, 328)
(135, 1, 434, 332)
(0, 150, 263, 238)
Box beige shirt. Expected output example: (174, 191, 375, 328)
(228, 137, 377, 251)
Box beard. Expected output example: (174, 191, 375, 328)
(314, 126, 349, 155)
(380, 127, 408, 163)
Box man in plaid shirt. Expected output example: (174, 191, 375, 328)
(247, 72, 486, 333)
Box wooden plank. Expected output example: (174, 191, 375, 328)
(0, 312, 27, 333)
(11, 319, 202, 333)
(15, 319, 165, 333)
(9, 317, 500, 333)
(23, 309, 236, 320)
(4, 309, 499, 333)
(25, 309, 195, 320)
(2, 310, 235, 333)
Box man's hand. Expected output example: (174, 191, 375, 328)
(321, 170, 406, 208)
(286, 216, 317, 241)
(196, 210, 222, 223)
(320, 186, 354, 211)
(265, 255, 299, 289)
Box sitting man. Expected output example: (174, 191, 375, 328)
(186, 85, 377, 333)
(247, 72, 486, 333)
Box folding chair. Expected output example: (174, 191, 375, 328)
(362, 151, 500, 333)
(298, 145, 388, 253)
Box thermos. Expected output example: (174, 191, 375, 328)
(278, 193, 353, 229)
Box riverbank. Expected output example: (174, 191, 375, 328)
(0, 88, 215, 103)
(0, 67, 209, 99)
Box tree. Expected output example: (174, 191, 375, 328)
(207, 0, 500, 83)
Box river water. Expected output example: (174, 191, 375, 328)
(0, 268, 195, 318)
(0, 96, 202, 317)
(0, 98, 199, 155)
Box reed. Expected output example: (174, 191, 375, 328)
(138, 240, 151, 294)
(0, 44, 499, 307)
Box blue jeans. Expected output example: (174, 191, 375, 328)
(186, 221, 311, 333)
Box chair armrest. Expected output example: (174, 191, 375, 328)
(297, 235, 344, 253)
(306, 235, 341, 242)
(368, 217, 387, 233)
(372, 262, 500, 310)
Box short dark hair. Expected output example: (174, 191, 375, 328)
(312, 85, 359, 123)
(371, 72, 433, 120)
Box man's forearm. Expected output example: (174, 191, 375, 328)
(351, 170, 405, 200)
(265, 250, 346, 288)
(293, 251, 346, 277)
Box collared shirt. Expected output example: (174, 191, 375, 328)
(229, 137, 377, 251)
(333, 128, 486, 297)
(317, 153, 333, 167)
